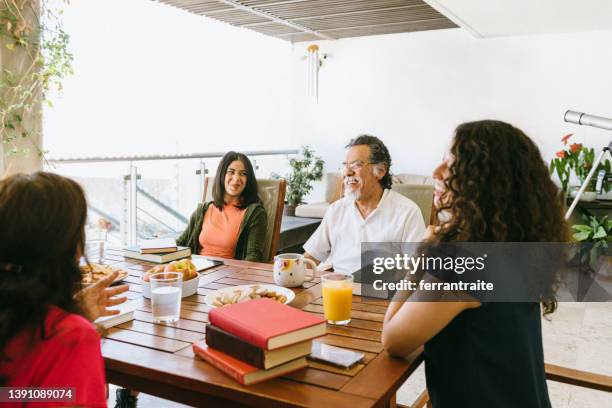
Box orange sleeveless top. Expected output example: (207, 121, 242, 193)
(198, 204, 247, 258)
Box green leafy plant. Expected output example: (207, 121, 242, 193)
(572, 215, 611, 247)
(1, 0, 73, 159)
(273, 146, 324, 207)
(549, 133, 611, 193)
(572, 215, 612, 272)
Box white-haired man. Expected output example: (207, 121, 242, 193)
(304, 135, 426, 274)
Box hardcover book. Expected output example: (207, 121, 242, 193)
(205, 323, 312, 369)
(208, 298, 326, 350)
(139, 238, 178, 254)
(193, 341, 307, 385)
(123, 246, 191, 263)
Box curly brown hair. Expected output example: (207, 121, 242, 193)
(435, 120, 570, 314)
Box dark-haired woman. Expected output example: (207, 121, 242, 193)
(381, 120, 568, 408)
(0, 172, 110, 407)
(177, 151, 268, 262)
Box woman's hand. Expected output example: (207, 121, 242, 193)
(76, 271, 129, 321)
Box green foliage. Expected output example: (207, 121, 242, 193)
(273, 146, 324, 207)
(572, 215, 612, 248)
(0, 0, 73, 159)
(549, 135, 611, 193)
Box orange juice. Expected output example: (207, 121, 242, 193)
(321, 273, 353, 324)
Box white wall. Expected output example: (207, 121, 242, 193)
(291, 28, 612, 201)
(44, 0, 295, 158)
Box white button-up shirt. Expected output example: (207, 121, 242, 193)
(303, 189, 426, 274)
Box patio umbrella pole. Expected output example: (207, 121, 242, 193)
(563, 110, 612, 220)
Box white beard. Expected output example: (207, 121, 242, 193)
(344, 188, 360, 203)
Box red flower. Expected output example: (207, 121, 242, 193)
(556, 151, 566, 158)
(570, 143, 582, 153)
(561, 133, 573, 145)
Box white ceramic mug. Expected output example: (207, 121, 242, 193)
(273, 253, 316, 288)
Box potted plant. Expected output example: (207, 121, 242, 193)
(549, 134, 611, 200)
(273, 146, 324, 216)
(572, 215, 612, 276)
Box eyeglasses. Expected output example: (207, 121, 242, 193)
(340, 160, 373, 171)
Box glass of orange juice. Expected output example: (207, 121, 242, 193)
(322, 273, 353, 325)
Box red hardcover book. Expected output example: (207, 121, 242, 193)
(192, 341, 307, 385)
(208, 298, 326, 350)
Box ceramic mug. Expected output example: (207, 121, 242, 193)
(273, 253, 316, 288)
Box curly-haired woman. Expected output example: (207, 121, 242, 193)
(382, 120, 569, 408)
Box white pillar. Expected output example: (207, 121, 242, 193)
(0, 0, 43, 176)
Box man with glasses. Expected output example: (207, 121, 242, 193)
(304, 135, 426, 275)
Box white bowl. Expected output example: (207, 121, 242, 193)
(141, 272, 201, 299)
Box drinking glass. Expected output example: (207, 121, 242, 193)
(85, 227, 107, 264)
(150, 272, 182, 323)
(321, 273, 353, 325)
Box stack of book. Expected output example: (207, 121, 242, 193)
(193, 298, 326, 385)
(123, 238, 191, 263)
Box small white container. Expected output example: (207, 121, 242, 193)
(141, 273, 200, 299)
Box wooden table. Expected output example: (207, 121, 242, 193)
(100, 249, 423, 407)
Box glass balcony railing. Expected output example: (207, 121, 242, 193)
(45, 150, 297, 247)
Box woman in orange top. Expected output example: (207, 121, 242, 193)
(177, 151, 268, 262)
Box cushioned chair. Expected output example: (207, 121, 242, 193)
(295, 172, 343, 218)
(203, 177, 286, 262)
(391, 184, 434, 226)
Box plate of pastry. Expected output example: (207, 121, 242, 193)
(81, 263, 129, 285)
(204, 284, 295, 308)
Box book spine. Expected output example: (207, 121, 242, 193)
(245, 359, 308, 386)
(123, 251, 162, 263)
(206, 325, 265, 369)
(208, 312, 268, 350)
(193, 345, 246, 385)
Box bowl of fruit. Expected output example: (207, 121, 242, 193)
(141, 259, 200, 298)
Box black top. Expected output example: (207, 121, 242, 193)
(424, 303, 552, 408)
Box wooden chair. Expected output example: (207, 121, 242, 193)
(405, 364, 612, 408)
(203, 177, 286, 262)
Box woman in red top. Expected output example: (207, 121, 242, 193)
(0, 172, 108, 407)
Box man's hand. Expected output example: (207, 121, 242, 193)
(76, 270, 129, 322)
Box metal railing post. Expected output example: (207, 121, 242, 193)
(253, 159, 259, 175)
(127, 165, 138, 246)
(121, 176, 129, 246)
(197, 160, 207, 203)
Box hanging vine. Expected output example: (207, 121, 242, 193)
(0, 0, 72, 160)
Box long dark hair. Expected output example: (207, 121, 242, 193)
(435, 120, 569, 314)
(212, 151, 259, 210)
(0, 172, 87, 367)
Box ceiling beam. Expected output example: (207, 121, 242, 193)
(275, 17, 454, 36)
(240, 4, 431, 27)
(214, 0, 335, 40)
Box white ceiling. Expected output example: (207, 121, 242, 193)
(425, 0, 612, 37)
